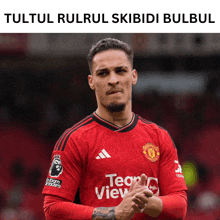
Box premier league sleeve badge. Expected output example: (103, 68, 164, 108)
(49, 155, 63, 178)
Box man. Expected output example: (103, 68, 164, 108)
(43, 38, 187, 219)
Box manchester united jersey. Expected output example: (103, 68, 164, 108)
(43, 112, 187, 210)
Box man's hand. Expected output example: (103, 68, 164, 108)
(133, 194, 163, 217)
(92, 174, 158, 220)
(130, 174, 154, 214)
(132, 174, 163, 218)
(115, 174, 153, 220)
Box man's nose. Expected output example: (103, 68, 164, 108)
(108, 72, 119, 85)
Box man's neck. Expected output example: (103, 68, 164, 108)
(95, 107, 133, 128)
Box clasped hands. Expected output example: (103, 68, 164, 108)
(115, 173, 162, 220)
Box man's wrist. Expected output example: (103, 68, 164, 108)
(143, 196, 163, 217)
(92, 207, 117, 220)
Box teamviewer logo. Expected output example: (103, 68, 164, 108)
(95, 174, 159, 200)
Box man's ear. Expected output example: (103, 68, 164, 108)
(132, 69, 138, 85)
(88, 75, 95, 90)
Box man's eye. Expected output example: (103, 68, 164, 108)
(116, 69, 126, 73)
(98, 72, 107, 76)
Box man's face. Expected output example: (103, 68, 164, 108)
(88, 49, 137, 112)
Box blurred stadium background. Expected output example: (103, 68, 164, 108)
(0, 33, 219, 220)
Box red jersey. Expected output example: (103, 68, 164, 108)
(43, 112, 187, 214)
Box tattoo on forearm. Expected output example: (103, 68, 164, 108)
(92, 207, 117, 220)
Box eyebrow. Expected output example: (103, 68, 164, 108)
(96, 68, 108, 74)
(115, 66, 128, 71)
(96, 66, 129, 74)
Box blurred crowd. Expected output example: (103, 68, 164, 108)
(0, 55, 220, 219)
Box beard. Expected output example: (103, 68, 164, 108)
(106, 102, 126, 112)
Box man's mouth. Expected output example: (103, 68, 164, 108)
(107, 90, 122, 95)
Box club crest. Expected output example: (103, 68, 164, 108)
(143, 143, 160, 162)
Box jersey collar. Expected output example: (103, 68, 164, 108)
(91, 112, 138, 132)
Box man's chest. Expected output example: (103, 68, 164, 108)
(80, 130, 161, 200)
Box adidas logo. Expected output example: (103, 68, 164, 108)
(96, 149, 111, 159)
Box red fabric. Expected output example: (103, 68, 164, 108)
(44, 191, 187, 220)
(42, 113, 187, 219)
(159, 191, 187, 219)
(44, 195, 94, 220)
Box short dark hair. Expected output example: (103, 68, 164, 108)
(87, 38, 134, 72)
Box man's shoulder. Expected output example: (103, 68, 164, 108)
(66, 114, 97, 136)
(137, 114, 165, 131)
(53, 114, 97, 151)
(136, 114, 171, 138)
